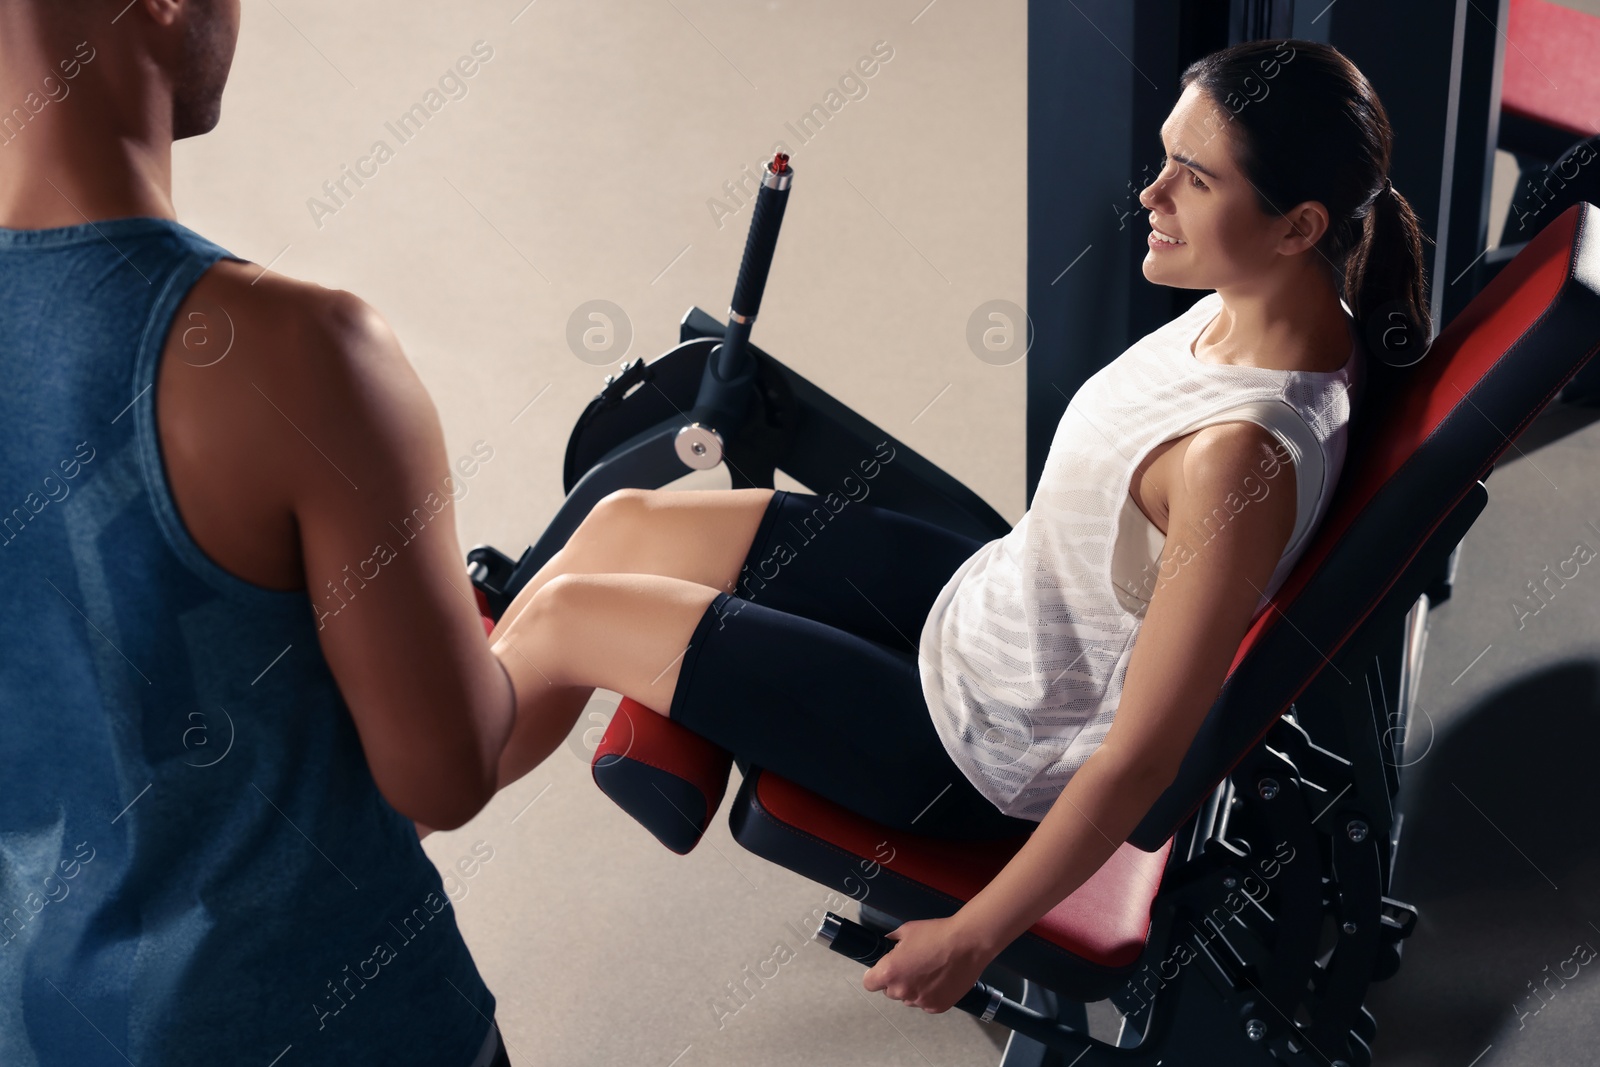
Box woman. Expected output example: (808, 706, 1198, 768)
(479, 39, 1431, 1015)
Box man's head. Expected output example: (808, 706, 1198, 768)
(3, 0, 240, 140)
(164, 0, 241, 139)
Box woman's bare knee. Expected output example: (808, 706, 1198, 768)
(569, 486, 774, 593)
(570, 489, 647, 559)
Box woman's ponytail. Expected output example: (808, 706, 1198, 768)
(1347, 179, 1434, 365)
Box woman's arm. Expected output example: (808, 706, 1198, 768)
(947, 743, 1174, 962)
(866, 421, 1299, 1010)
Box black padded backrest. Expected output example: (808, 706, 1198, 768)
(1131, 202, 1600, 851)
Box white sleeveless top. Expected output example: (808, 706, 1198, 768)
(917, 291, 1366, 821)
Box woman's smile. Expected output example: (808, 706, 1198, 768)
(1148, 223, 1188, 250)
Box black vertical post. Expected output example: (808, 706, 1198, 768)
(1024, 0, 1208, 504)
(1326, 0, 1506, 334)
(1441, 0, 1510, 325)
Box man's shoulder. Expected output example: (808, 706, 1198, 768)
(151, 260, 408, 585)
(181, 259, 375, 372)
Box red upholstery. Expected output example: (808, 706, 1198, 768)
(570, 692, 1170, 981)
(749, 771, 1170, 970)
(536, 676, 1165, 967)
(594, 698, 733, 799)
(589, 698, 735, 855)
(1503, 0, 1600, 141)
(474, 597, 734, 854)
(1225, 204, 1576, 676)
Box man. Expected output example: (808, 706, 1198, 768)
(0, 2, 526, 1062)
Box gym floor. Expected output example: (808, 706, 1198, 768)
(174, 1, 1600, 1063)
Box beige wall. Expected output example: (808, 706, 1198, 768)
(174, 0, 1030, 544)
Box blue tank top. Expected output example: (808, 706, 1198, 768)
(0, 217, 495, 1065)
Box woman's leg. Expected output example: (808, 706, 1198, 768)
(719, 489, 991, 653)
(417, 487, 798, 834)
(422, 487, 995, 841)
(490, 571, 725, 776)
(485, 486, 993, 798)
(488, 487, 776, 642)
(501, 570, 1036, 840)
(486, 487, 776, 791)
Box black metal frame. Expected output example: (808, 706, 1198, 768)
(466, 306, 1012, 619)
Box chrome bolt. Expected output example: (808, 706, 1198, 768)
(1342, 921, 1358, 935)
(1257, 779, 1280, 801)
(1245, 1018, 1266, 1041)
(674, 423, 724, 470)
(1347, 820, 1368, 843)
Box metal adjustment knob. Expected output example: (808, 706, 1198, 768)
(675, 423, 725, 470)
(1346, 820, 1368, 843)
(1257, 778, 1280, 801)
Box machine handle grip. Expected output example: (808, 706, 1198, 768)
(815, 911, 897, 966)
(814, 913, 1004, 1018)
(729, 152, 792, 320)
(816, 911, 1101, 1049)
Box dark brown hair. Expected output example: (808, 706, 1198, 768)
(1179, 39, 1434, 361)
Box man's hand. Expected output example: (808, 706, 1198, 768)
(861, 916, 993, 1013)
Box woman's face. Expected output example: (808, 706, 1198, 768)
(1137, 85, 1322, 290)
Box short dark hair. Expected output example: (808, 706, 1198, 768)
(1179, 39, 1434, 359)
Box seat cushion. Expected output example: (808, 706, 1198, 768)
(472, 607, 735, 855)
(590, 698, 735, 856)
(729, 767, 1171, 1001)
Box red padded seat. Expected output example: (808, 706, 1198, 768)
(728, 763, 1172, 999)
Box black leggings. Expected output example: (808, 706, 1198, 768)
(666, 489, 1039, 840)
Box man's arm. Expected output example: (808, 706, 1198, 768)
(281, 287, 516, 831)
(867, 422, 1297, 1007)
